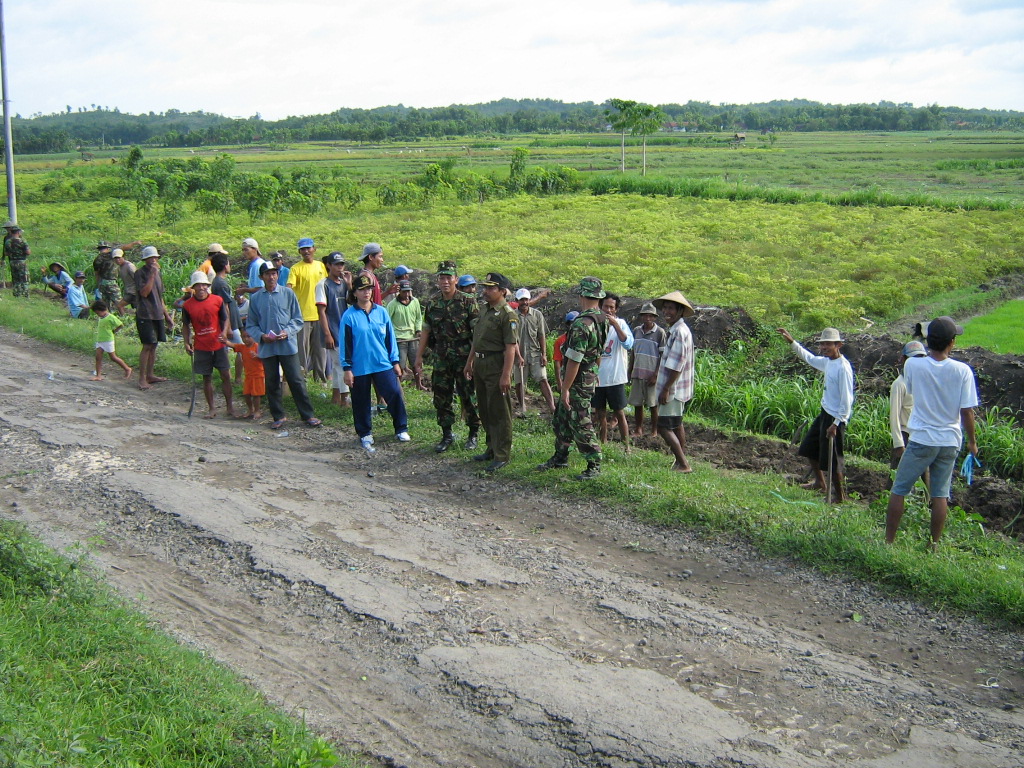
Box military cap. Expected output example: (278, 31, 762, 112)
(576, 276, 606, 299)
(352, 273, 375, 291)
(436, 260, 458, 276)
(97, 240, 112, 250)
(479, 272, 513, 291)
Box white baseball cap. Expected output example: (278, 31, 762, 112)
(515, 288, 531, 300)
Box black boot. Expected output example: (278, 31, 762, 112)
(464, 428, 479, 451)
(473, 450, 494, 462)
(536, 454, 569, 471)
(576, 461, 600, 480)
(435, 430, 455, 453)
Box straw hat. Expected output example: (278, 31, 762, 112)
(652, 291, 695, 317)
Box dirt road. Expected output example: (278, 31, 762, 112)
(1, 327, 1021, 768)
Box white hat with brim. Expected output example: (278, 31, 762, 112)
(189, 270, 211, 287)
(818, 328, 843, 343)
(652, 291, 695, 317)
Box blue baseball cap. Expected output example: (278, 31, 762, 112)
(564, 311, 579, 323)
(297, 237, 315, 249)
(394, 265, 412, 277)
(457, 274, 476, 288)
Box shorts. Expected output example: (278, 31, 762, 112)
(797, 409, 846, 474)
(136, 317, 167, 345)
(331, 363, 351, 393)
(513, 360, 548, 385)
(657, 398, 686, 429)
(627, 378, 657, 408)
(891, 441, 958, 499)
(192, 348, 231, 375)
(592, 383, 627, 412)
(95, 341, 116, 353)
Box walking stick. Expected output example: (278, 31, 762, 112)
(187, 351, 197, 418)
(825, 434, 835, 504)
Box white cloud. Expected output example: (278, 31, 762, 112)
(7, 0, 1022, 119)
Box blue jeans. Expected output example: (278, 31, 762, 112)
(351, 368, 407, 438)
(261, 353, 315, 421)
(891, 441, 958, 499)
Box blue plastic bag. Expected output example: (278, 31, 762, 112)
(960, 453, 982, 485)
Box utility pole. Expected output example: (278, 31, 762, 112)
(0, 0, 16, 224)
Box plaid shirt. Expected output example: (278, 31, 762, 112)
(656, 318, 693, 403)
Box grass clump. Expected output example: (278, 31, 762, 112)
(0, 521, 349, 768)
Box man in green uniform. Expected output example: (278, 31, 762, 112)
(416, 260, 481, 453)
(463, 272, 518, 473)
(537, 276, 609, 479)
(93, 241, 122, 309)
(3, 223, 30, 298)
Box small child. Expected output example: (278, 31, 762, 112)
(91, 300, 132, 380)
(229, 331, 265, 419)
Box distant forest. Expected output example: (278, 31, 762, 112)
(8, 98, 1023, 154)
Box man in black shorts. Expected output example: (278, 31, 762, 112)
(133, 246, 174, 391)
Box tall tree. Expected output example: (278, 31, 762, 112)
(631, 103, 666, 176)
(605, 99, 638, 172)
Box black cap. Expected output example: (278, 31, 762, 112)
(323, 251, 346, 266)
(259, 262, 279, 276)
(926, 316, 964, 343)
(479, 272, 512, 291)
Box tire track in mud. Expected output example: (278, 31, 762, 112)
(0, 327, 1022, 768)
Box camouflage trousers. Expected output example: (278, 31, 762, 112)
(98, 278, 121, 307)
(9, 259, 27, 297)
(432, 353, 480, 430)
(552, 384, 601, 462)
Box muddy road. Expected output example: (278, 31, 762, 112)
(1, 327, 1022, 768)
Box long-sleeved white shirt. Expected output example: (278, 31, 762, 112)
(889, 374, 912, 448)
(791, 342, 854, 426)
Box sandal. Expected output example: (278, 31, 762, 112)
(270, 418, 288, 429)
(305, 418, 323, 428)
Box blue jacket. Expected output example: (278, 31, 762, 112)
(341, 302, 399, 376)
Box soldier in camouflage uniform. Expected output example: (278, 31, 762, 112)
(3, 223, 30, 298)
(416, 260, 481, 453)
(93, 241, 123, 309)
(537, 276, 609, 479)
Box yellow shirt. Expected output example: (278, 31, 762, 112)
(287, 260, 328, 321)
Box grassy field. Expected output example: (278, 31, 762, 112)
(12, 131, 1024, 203)
(0, 520, 350, 768)
(961, 299, 1024, 354)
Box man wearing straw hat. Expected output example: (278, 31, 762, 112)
(653, 291, 696, 472)
(778, 326, 854, 503)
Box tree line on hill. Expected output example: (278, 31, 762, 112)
(6, 98, 1022, 155)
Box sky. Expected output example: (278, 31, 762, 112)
(8, 0, 1023, 120)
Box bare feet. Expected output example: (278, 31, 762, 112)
(90, 375, 103, 381)
(203, 411, 217, 420)
(225, 409, 241, 419)
(147, 376, 168, 384)
(671, 461, 693, 473)
(123, 367, 133, 379)
(138, 382, 152, 391)
(800, 481, 823, 491)
(252, 411, 263, 420)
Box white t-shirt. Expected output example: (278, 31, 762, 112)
(905, 355, 979, 447)
(597, 317, 634, 387)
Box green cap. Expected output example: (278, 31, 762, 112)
(577, 276, 606, 299)
(436, 260, 457, 276)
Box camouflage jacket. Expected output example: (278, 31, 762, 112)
(564, 308, 608, 392)
(3, 236, 28, 261)
(422, 291, 479, 357)
(93, 253, 118, 281)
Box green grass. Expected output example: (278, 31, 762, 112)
(2, 295, 1022, 627)
(0, 521, 351, 768)
(961, 300, 1024, 355)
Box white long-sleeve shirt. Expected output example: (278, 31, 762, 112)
(889, 374, 912, 448)
(791, 342, 854, 426)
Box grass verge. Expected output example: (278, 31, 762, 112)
(2, 294, 1023, 630)
(0, 520, 351, 768)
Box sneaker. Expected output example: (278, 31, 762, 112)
(360, 435, 375, 454)
(396, 431, 411, 442)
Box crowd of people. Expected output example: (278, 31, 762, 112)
(3, 222, 980, 544)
